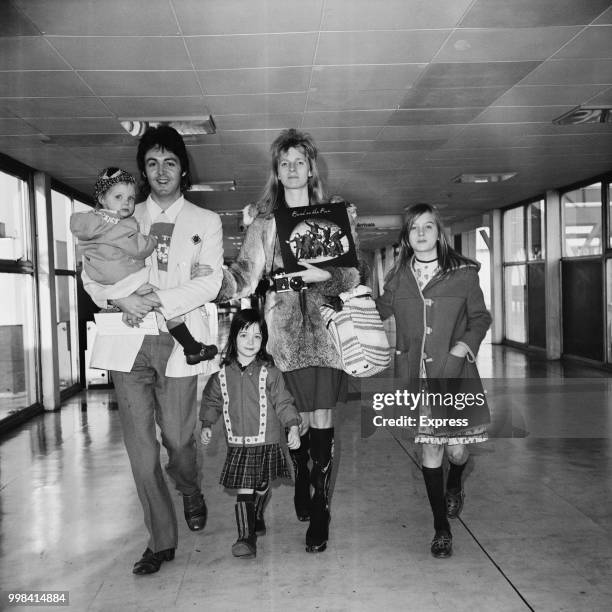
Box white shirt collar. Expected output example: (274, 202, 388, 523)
(146, 194, 185, 224)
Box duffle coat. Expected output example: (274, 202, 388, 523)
(376, 260, 491, 436)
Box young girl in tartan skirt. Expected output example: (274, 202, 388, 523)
(200, 309, 301, 558)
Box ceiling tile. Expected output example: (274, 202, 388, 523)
(378, 124, 462, 140)
(203, 92, 307, 115)
(102, 96, 210, 117)
(473, 106, 562, 123)
(389, 108, 482, 125)
(586, 85, 612, 105)
(321, 0, 473, 30)
(0, 71, 92, 97)
(306, 90, 406, 112)
(0, 118, 40, 135)
(13, 0, 180, 35)
(594, 6, 612, 24)
(357, 151, 425, 170)
(371, 139, 447, 152)
(317, 140, 375, 153)
(49, 36, 192, 70)
(305, 126, 382, 141)
(216, 114, 301, 131)
(173, 0, 324, 35)
(420, 62, 541, 87)
(186, 34, 317, 70)
(219, 130, 287, 145)
(0, 97, 112, 118)
(0, 37, 68, 69)
(0, 5, 40, 36)
(443, 124, 532, 148)
(302, 110, 394, 128)
(315, 30, 449, 65)
(310, 64, 425, 92)
(199, 67, 311, 95)
(437, 27, 581, 62)
(521, 59, 612, 85)
(460, 0, 612, 27)
(554, 26, 612, 59)
(492, 84, 607, 106)
(79, 71, 202, 97)
(400, 86, 509, 109)
(24, 117, 123, 135)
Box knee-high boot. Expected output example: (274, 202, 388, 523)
(289, 431, 311, 522)
(306, 428, 333, 553)
(232, 494, 257, 559)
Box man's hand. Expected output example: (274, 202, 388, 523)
(135, 282, 158, 296)
(113, 292, 161, 319)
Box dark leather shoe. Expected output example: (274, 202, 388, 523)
(132, 547, 175, 575)
(445, 488, 464, 519)
(431, 531, 452, 558)
(185, 343, 218, 365)
(183, 492, 207, 531)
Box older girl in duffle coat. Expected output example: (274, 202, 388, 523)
(376, 203, 491, 559)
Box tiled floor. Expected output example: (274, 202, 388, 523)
(1, 343, 611, 611)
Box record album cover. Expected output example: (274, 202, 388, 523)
(274, 202, 358, 273)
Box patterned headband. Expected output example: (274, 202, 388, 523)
(94, 167, 136, 203)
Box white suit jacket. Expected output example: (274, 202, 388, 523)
(84, 198, 223, 377)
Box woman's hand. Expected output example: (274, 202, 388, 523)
(287, 425, 301, 450)
(285, 262, 331, 284)
(192, 263, 213, 278)
(200, 426, 212, 445)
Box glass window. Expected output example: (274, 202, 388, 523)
(608, 182, 612, 250)
(0, 273, 38, 420)
(55, 275, 79, 391)
(0, 171, 31, 262)
(51, 190, 76, 271)
(562, 182, 602, 257)
(504, 265, 527, 343)
(607, 259, 612, 364)
(503, 207, 525, 262)
(527, 200, 545, 260)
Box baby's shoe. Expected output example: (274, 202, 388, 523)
(185, 343, 218, 365)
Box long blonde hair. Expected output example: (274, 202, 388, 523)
(256, 128, 325, 216)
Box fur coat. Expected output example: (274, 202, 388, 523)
(218, 203, 361, 372)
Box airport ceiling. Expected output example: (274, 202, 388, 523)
(2, 0, 612, 256)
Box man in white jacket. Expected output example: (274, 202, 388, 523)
(83, 126, 223, 575)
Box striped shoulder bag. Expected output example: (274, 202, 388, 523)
(319, 285, 391, 377)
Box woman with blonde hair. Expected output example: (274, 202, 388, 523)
(217, 128, 361, 553)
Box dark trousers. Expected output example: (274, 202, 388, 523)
(112, 333, 199, 552)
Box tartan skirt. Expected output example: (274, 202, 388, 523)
(220, 443, 291, 489)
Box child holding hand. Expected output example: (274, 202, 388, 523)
(200, 309, 300, 558)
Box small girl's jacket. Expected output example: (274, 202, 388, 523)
(200, 359, 300, 447)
